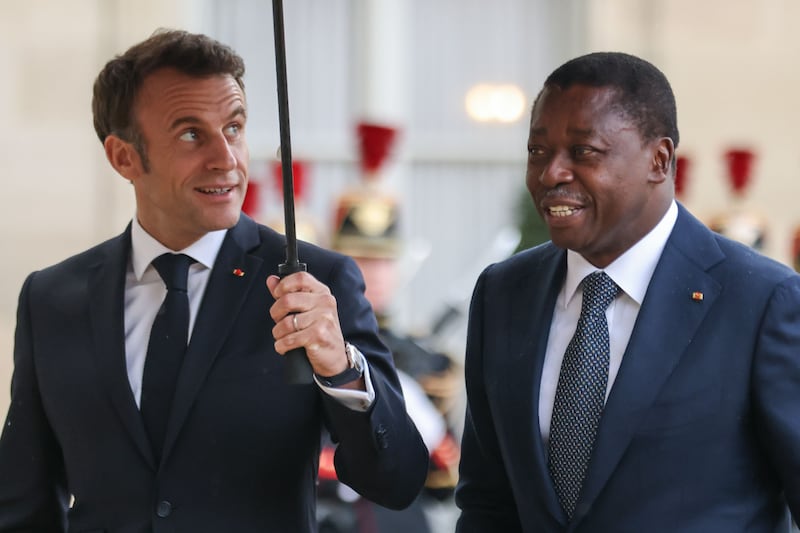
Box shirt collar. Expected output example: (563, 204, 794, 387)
(130, 216, 228, 280)
(563, 200, 678, 307)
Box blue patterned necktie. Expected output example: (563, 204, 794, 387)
(548, 271, 620, 519)
(141, 253, 194, 462)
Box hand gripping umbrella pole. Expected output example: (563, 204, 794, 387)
(273, 0, 311, 384)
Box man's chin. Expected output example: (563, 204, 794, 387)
(203, 211, 241, 233)
(547, 231, 580, 251)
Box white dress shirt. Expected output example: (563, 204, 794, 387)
(538, 201, 678, 441)
(124, 216, 374, 410)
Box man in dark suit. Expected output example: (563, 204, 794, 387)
(455, 51, 800, 532)
(0, 29, 428, 532)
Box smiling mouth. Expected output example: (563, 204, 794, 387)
(197, 187, 233, 195)
(547, 205, 581, 217)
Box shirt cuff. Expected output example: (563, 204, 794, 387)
(314, 349, 375, 411)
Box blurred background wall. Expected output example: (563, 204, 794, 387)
(2, 0, 799, 423)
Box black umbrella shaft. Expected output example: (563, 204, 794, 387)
(272, 0, 311, 385)
(273, 0, 300, 269)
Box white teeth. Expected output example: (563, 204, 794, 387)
(198, 187, 231, 194)
(548, 205, 579, 217)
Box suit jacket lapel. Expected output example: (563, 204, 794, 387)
(161, 216, 264, 463)
(88, 227, 156, 468)
(571, 206, 725, 527)
(507, 244, 567, 523)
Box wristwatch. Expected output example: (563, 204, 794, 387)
(314, 342, 364, 388)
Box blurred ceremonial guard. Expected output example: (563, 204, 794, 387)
(242, 159, 324, 246)
(318, 122, 461, 533)
(707, 148, 768, 250)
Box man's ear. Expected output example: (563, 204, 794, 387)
(104, 135, 143, 181)
(650, 137, 675, 184)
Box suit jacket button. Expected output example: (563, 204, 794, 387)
(156, 500, 172, 517)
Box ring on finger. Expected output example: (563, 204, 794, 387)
(292, 314, 300, 332)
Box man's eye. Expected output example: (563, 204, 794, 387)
(572, 146, 595, 157)
(179, 130, 199, 142)
(225, 124, 242, 137)
(528, 146, 546, 157)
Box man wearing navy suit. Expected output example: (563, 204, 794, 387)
(0, 29, 427, 532)
(455, 52, 800, 532)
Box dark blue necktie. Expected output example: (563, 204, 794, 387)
(141, 253, 193, 462)
(548, 271, 620, 519)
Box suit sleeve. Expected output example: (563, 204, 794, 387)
(0, 273, 69, 531)
(319, 256, 429, 510)
(455, 267, 523, 532)
(752, 275, 800, 520)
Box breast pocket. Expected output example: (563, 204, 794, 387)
(634, 383, 722, 435)
(205, 350, 280, 383)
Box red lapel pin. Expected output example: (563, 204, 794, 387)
(232, 268, 245, 277)
(691, 291, 703, 301)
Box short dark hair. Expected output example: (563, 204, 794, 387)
(538, 51, 679, 149)
(92, 28, 246, 168)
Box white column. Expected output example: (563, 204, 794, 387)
(352, 0, 410, 125)
(351, 0, 414, 329)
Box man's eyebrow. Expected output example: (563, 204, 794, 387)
(229, 104, 247, 121)
(529, 126, 596, 138)
(168, 105, 247, 131)
(567, 127, 595, 138)
(169, 116, 201, 131)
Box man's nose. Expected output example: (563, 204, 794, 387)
(206, 133, 237, 171)
(539, 151, 573, 187)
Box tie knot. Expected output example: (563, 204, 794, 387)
(152, 253, 194, 292)
(581, 271, 619, 313)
